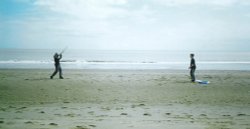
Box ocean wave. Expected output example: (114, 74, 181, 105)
(0, 60, 52, 64)
(1, 60, 250, 65)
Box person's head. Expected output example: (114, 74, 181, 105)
(54, 53, 59, 58)
(190, 53, 194, 58)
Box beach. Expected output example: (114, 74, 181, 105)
(0, 69, 250, 129)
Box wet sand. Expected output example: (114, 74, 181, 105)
(0, 69, 250, 129)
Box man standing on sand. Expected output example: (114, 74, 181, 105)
(189, 53, 196, 82)
(50, 53, 63, 79)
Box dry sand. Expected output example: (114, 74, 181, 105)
(0, 69, 250, 129)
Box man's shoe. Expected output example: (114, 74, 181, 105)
(60, 76, 64, 79)
(50, 76, 53, 79)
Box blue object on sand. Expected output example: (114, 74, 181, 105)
(195, 80, 210, 84)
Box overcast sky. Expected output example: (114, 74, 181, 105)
(1, 0, 250, 51)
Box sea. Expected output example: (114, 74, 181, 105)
(0, 49, 250, 70)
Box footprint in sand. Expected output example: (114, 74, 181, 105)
(131, 103, 145, 108)
(237, 113, 247, 116)
(165, 113, 171, 115)
(54, 114, 62, 116)
(18, 107, 27, 110)
(40, 111, 45, 114)
(75, 125, 89, 129)
(139, 103, 145, 106)
(88, 111, 95, 115)
(0, 121, 4, 124)
(143, 113, 151, 116)
(49, 123, 58, 126)
(200, 114, 207, 117)
(121, 113, 128, 115)
(89, 125, 96, 127)
(24, 121, 33, 124)
(115, 107, 124, 110)
(0, 108, 6, 111)
(8, 106, 16, 108)
(65, 113, 75, 117)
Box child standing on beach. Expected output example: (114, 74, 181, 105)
(189, 53, 196, 82)
(50, 53, 63, 79)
